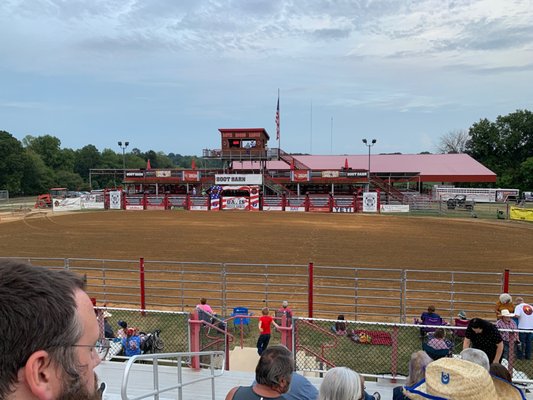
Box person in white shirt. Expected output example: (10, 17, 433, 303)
(513, 297, 533, 359)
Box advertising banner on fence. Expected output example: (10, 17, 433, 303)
(362, 192, 378, 213)
(510, 206, 533, 222)
(80, 194, 105, 210)
(109, 191, 122, 210)
(53, 197, 82, 212)
(333, 206, 354, 213)
(183, 171, 201, 182)
(285, 206, 306, 212)
(291, 170, 311, 182)
(263, 206, 283, 211)
(380, 204, 410, 213)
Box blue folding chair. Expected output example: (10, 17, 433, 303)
(231, 307, 253, 332)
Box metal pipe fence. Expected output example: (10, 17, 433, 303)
(5, 256, 533, 324)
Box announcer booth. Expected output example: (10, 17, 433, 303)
(219, 128, 270, 160)
(209, 174, 262, 211)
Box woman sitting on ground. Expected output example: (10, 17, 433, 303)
(331, 315, 347, 336)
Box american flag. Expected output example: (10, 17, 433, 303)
(275, 94, 280, 141)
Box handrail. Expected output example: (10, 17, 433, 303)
(297, 319, 339, 367)
(121, 351, 225, 400)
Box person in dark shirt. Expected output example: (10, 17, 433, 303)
(463, 317, 503, 363)
(103, 311, 115, 338)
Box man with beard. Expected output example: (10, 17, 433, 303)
(0, 259, 106, 400)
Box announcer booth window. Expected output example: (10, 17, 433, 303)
(229, 139, 241, 148)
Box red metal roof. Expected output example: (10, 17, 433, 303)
(237, 153, 496, 183)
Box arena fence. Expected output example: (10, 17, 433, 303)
(293, 317, 533, 386)
(7, 257, 533, 325)
(99, 307, 533, 387)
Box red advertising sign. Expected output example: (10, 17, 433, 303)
(291, 170, 310, 182)
(183, 171, 201, 182)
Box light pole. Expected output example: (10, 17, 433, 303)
(118, 141, 129, 177)
(362, 138, 376, 192)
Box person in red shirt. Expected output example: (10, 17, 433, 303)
(257, 307, 279, 355)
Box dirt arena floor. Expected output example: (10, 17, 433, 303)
(0, 209, 532, 272)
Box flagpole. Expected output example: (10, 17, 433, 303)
(276, 88, 280, 159)
(278, 88, 280, 153)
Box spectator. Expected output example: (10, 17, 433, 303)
(225, 345, 293, 400)
(276, 300, 293, 327)
(418, 305, 441, 323)
(331, 315, 347, 336)
(460, 348, 490, 371)
(463, 317, 503, 363)
(257, 307, 280, 355)
(393, 351, 433, 400)
(319, 367, 381, 400)
(495, 309, 519, 361)
(197, 297, 215, 315)
(0, 259, 105, 400)
(284, 373, 319, 400)
(513, 297, 533, 360)
(117, 320, 128, 339)
(122, 327, 142, 357)
(404, 358, 523, 399)
(453, 310, 470, 339)
(250, 349, 319, 400)
(103, 311, 115, 338)
(424, 328, 452, 360)
(490, 362, 512, 383)
(495, 293, 515, 319)
(426, 328, 451, 350)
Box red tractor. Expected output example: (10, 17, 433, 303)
(34, 188, 67, 208)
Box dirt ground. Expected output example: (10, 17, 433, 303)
(0, 209, 532, 272)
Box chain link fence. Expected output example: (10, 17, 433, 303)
(96, 307, 190, 360)
(294, 317, 533, 385)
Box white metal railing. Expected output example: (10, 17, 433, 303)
(121, 351, 225, 400)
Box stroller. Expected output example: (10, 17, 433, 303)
(139, 329, 164, 354)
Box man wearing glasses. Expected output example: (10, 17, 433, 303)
(0, 259, 107, 400)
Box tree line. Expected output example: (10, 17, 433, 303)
(0, 132, 220, 195)
(1, 109, 532, 196)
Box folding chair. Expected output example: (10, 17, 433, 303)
(417, 316, 446, 339)
(231, 307, 253, 332)
(423, 342, 452, 360)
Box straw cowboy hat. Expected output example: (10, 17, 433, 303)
(499, 309, 516, 318)
(404, 358, 524, 400)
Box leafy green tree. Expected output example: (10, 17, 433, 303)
(24, 135, 64, 170)
(75, 145, 101, 180)
(0, 131, 25, 194)
(466, 110, 533, 189)
(21, 151, 55, 195)
(55, 170, 85, 190)
(99, 148, 122, 169)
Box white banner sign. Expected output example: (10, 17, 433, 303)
(81, 194, 105, 210)
(362, 192, 378, 213)
(109, 191, 122, 210)
(52, 197, 81, 212)
(215, 174, 263, 185)
(380, 204, 410, 213)
(263, 206, 283, 211)
(285, 206, 306, 212)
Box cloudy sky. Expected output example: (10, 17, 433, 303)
(1, 0, 532, 156)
